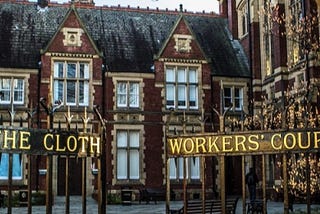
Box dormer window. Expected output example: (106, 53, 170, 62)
(173, 34, 192, 53)
(62, 27, 84, 47)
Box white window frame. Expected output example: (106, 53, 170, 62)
(169, 157, 200, 180)
(223, 86, 243, 111)
(166, 66, 199, 110)
(0, 78, 24, 105)
(53, 61, 90, 106)
(289, 0, 305, 64)
(0, 153, 22, 180)
(116, 130, 140, 180)
(117, 81, 139, 108)
(238, 2, 248, 37)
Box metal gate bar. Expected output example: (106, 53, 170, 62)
(220, 156, 226, 214)
(65, 156, 70, 214)
(242, 156, 246, 214)
(283, 154, 289, 214)
(8, 153, 12, 214)
(262, 155, 267, 214)
(28, 155, 32, 214)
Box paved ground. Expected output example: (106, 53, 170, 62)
(0, 196, 319, 213)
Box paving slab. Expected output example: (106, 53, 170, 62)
(1, 196, 319, 214)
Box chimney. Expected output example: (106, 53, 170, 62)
(73, 0, 95, 6)
(37, 0, 48, 8)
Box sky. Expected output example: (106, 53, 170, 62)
(56, 0, 220, 13)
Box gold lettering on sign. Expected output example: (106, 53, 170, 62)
(167, 130, 320, 156)
(90, 136, 100, 155)
(183, 138, 194, 154)
(208, 136, 219, 152)
(78, 136, 89, 154)
(43, 134, 54, 151)
(0, 128, 101, 156)
(67, 136, 77, 152)
(19, 131, 31, 150)
(248, 135, 259, 151)
(235, 135, 246, 151)
(271, 134, 281, 150)
(297, 132, 310, 149)
(56, 134, 66, 152)
(4, 130, 16, 149)
(314, 132, 320, 148)
(284, 133, 296, 149)
(195, 137, 207, 153)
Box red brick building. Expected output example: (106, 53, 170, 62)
(0, 0, 251, 200)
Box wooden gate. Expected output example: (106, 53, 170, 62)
(58, 157, 82, 196)
(0, 106, 106, 214)
(165, 96, 320, 214)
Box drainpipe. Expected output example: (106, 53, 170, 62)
(37, 61, 41, 129)
(36, 60, 42, 192)
(101, 60, 107, 214)
(210, 74, 217, 197)
(247, 0, 253, 116)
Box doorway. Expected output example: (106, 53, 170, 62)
(57, 156, 82, 195)
(226, 156, 242, 195)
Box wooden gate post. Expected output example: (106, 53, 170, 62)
(166, 158, 170, 214)
(200, 110, 206, 214)
(201, 156, 205, 214)
(46, 155, 53, 214)
(242, 156, 246, 214)
(220, 156, 226, 214)
(183, 157, 187, 214)
(182, 111, 187, 214)
(283, 154, 289, 214)
(65, 156, 70, 214)
(7, 92, 15, 214)
(40, 87, 63, 214)
(82, 157, 87, 214)
(306, 152, 311, 214)
(165, 110, 174, 214)
(94, 107, 107, 214)
(8, 153, 13, 214)
(27, 155, 32, 214)
(212, 104, 231, 214)
(262, 155, 267, 214)
(80, 107, 90, 214)
(64, 106, 73, 214)
(26, 106, 36, 214)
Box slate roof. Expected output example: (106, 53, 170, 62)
(0, 1, 249, 77)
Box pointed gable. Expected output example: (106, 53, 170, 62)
(42, 5, 101, 56)
(0, 2, 248, 77)
(157, 16, 208, 61)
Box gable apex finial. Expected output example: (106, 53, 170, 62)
(70, 0, 75, 9)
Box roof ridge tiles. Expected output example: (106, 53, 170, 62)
(0, 0, 219, 17)
(99, 4, 219, 17)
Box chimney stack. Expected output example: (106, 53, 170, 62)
(179, 4, 183, 12)
(37, 0, 48, 8)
